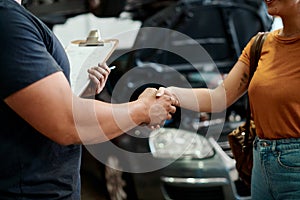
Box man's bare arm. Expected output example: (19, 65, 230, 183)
(5, 72, 176, 145)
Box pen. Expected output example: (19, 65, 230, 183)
(109, 66, 116, 70)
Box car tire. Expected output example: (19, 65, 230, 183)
(102, 155, 138, 200)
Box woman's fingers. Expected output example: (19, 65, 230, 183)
(156, 87, 179, 106)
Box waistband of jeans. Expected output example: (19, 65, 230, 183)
(254, 136, 300, 151)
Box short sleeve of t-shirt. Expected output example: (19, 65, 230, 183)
(0, 3, 64, 99)
(238, 35, 256, 68)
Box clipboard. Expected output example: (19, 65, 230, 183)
(65, 30, 119, 97)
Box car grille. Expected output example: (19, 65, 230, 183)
(162, 184, 224, 200)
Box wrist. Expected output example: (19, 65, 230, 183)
(130, 99, 150, 125)
(167, 86, 176, 95)
(167, 86, 180, 106)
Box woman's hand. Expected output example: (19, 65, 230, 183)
(82, 63, 111, 97)
(156, 87, 180, 107)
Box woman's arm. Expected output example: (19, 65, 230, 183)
(4, 71, 176, 145)
(158, 60, 250, 113)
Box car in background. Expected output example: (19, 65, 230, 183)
(23, 0, 127, 29)
(93, 63, 251, 200)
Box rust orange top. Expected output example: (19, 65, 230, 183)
(239, 29, 300, 139)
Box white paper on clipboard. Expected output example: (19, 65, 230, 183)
(65, 31, 118, 97)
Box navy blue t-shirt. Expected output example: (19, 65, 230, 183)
(0, 0, 81, 199)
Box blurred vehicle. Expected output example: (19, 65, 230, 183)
(23, 0, 127, 28)
(90, 0, 274, 200)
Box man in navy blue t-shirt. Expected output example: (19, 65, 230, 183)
(0, 0, 177, 199)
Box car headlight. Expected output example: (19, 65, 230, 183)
(149, 128, 214, 159)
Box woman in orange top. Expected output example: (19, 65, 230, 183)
(158, 0, 300, 199)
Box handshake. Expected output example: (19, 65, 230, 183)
(87, 63, 181, 131)
(137, 87, 179, 129)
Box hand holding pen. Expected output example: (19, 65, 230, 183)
(82, 63, 116, 97)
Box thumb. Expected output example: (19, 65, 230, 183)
(156, 87, 165, 97)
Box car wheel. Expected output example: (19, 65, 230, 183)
(103, 155, 138, 200)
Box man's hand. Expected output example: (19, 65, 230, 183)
(138, 87, 177, 128)
(82, 63, 111, 97)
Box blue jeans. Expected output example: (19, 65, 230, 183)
(252, 137, 300, 200)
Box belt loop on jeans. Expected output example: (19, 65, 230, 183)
(254, 136, 259, 149)
(271, 140, 276, 151)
